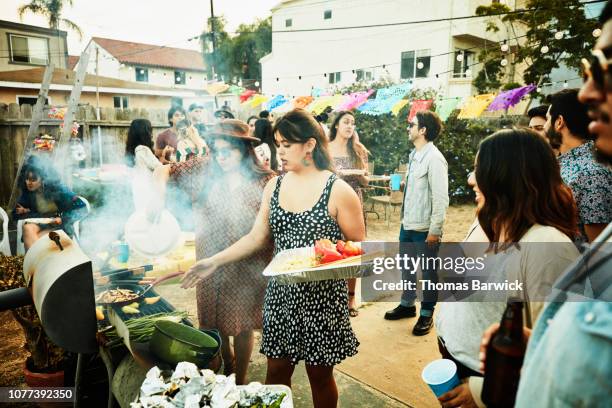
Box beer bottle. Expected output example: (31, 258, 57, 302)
(481, 299, 527, 407)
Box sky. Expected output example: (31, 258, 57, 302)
(1, 0, 281, 55)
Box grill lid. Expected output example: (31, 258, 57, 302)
(23, 230, 97, 353)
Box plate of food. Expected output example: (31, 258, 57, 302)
(263, 239, 384, 284)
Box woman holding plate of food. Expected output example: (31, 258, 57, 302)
(181, 109, 366, 408)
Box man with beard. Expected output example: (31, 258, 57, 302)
(544, 89, 612, 242)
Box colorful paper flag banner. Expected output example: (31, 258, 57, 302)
(294, 96, 314, 109)
(335, 90, 374, 111)
(249, 94, 269, 108)
(239, 89, 257, 103)
(487, 84, 536, 111)
(435, 97, 462, 121)
(407, 99, 433, 122)
(307, 96, 333, 114)
(458, 94, 496, 119)
(228, 85, 245, 95)
(391, 100, 410, 116)
(205, 82, 229, 96)
(265, 95, 288, 111)
(358, 82, 413, 115)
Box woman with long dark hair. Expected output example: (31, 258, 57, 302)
(13, 156, 86, 250)
(156, 119, 273, 385)
(476, 128, 578, 246)
(125, 118, 162, 171)
(180, 109, 365, 407)
(435, 128, 581, 407)
(328, 111, 369, 317)
(254, 118, 280, 171)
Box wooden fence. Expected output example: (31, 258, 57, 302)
(0, 103, 169, 207)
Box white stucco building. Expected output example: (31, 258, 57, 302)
(261, 0, 526, 98)
(78, 37, 209, 108)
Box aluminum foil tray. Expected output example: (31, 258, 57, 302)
(262, 246, 379, 285)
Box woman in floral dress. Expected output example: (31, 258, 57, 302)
(181, 109, 366, 408)
(156, 120, 274, 385)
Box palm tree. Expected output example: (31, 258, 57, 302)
(18, 0, 83, 39)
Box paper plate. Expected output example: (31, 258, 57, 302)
(124, 210, 184, 258)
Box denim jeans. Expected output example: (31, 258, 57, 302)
(399, 228, 438, 316)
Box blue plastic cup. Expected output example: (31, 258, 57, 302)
(421, 359, 461, 397)
(390, 173, 402, 191)
(116, 242, 130, 263)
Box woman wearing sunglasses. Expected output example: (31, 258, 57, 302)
(155, 119, 275, 385)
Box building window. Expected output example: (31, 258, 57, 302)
(175, 71, 186, 85)
(453, 50, 475, 78)
(135, 67, 148, 82)
(113, 96, 129, 109)
(324, 10, 332, 19)
(17, 96, 49, 106)
(171, 97, 183, 108)
(9, 34, 49, 65)
(355, 69, 373, 82)
(328, 72, 342, 84)
(285, 18, 292, 27)
(400, 49, 431, 79)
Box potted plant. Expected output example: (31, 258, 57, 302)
(0, 255, 65, 386)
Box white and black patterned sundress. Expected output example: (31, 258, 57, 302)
(260, 173, 359, 366)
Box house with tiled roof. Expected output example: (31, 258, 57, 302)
(82, 37, 209, 100)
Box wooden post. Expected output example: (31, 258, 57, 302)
(7, 64, 54, 212)
(55, 50, 91, 183)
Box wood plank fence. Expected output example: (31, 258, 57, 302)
(0, 103, 169, 207)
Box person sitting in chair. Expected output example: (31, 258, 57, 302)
(13, 156, 87, 251)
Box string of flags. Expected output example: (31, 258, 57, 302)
(216, 82, 557, 120)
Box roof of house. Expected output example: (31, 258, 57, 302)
(67, 55, 80, 70)
(0, 67, 193, 92)
(91, 37, 206, 72)
(0, 19, 67, 37)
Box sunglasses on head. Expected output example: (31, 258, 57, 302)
(581, 49, 612, 91)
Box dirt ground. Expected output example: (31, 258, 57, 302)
(0, 311, 28, 386)
(0, 204, 476, 407)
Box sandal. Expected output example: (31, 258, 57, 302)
(348, 291, 359, 317)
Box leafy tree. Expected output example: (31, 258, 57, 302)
(201, 16, 271, 85)
(473, 0, 598, 93)
(18, 0, 82, 38)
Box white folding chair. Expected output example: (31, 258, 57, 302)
(72, 196, 91, 242)
(0, 207, 11, 256)
(16, 196, 91, 254)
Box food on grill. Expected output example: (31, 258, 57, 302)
(95, 306, 105, 321)
(122, 305, 140, 314)
(95, 288, 139, 304)
(102, 312, 189, 346)
(144, 296, 161, 304)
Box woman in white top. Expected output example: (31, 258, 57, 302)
(435, 128, 581, 408)
(125, 119, 163, 173)
(125, 119, 163, 209)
